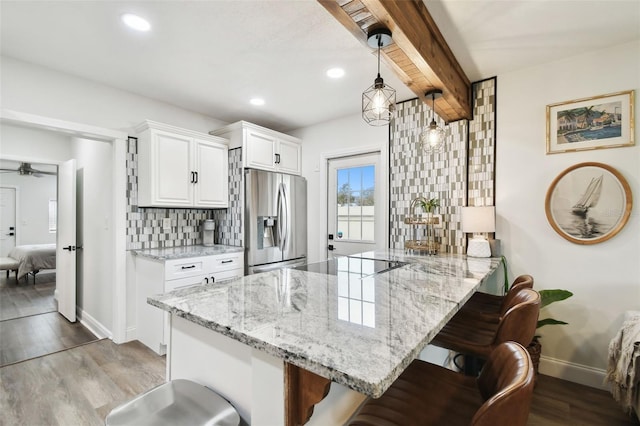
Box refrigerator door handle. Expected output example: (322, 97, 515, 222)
(277, 183, 285, 251)
(282, 183, 290, 250)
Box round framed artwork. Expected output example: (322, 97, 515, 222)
(545, 162, 632, 244)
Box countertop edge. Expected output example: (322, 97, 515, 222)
(133, 244, 244, 261)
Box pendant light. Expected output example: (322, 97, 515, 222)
(362, 28, 396, 126)
(420, 89, 445, 152)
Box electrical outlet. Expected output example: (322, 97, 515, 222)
(162, 218, 171, 231)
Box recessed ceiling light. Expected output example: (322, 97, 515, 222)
(326, 68, 345, 79)
(250, 98, 265, 106)
(122, 14, 151, 32)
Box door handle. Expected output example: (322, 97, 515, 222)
(328, 245, 334, 251)
(7, 232, 14, 236)
(62, 245, 76, 251)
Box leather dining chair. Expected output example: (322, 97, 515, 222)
(348, 341, 535, 426)
(462, 275, 533, 314)
(431, 288, 540, 360)
(458, 274, 534, 323)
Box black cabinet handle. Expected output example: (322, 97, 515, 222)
(328, 245, 334, 251)
(204, 277, 209, 284)
(210, 276, 215, 283)
(190, 171, 195, 183)
(275, 153, 281, 164)
(221, 259, 233, 264)
(194, 171, 198, 183)
(181, 265, 196, 270)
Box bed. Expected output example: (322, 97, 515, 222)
(8, 244, 57, 281)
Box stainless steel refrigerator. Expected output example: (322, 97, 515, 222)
(245, 169, 307, 274)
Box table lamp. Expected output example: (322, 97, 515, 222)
(461, 206, 495, 258)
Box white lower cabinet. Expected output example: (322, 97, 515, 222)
(136, 251, 244, 355)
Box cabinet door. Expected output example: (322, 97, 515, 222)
(245, 130, 277, 171)
(151, 130, 193, 206)
(194, 139, 229, 208)
(276, 139, 301, 175)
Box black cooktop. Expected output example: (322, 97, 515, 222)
(293, 257, 407, 277)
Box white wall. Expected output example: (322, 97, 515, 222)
(1, 123, 72, 162)
(73, 137, 114, 334)
(1, 56, 229, 338)
(291, 113, 388, 263)
(0, 169, 57, 246)
(497, 40, 640, 387)
(1, 56, 227, 135)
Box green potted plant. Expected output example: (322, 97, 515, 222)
(528, 288, 574, 379)
(418, 197, 439, 215)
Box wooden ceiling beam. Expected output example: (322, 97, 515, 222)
(318, 0, 472, 123)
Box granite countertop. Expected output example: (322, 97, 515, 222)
(133, 244, 244, 261)
(148, 249, 501, 398)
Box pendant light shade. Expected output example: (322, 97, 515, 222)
(420, 89, 445, 152)
(362, 28, 396, 126)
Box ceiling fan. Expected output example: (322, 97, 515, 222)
(0, 162, 57, 177)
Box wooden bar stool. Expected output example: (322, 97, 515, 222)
(348, 341, 535, 426)
(431, 289, 540, 360)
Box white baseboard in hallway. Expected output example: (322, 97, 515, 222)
(77, 308, 112, 340)
(540, 355, 608, 391)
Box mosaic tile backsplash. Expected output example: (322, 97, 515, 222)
(389, 79, 496, 254)
(126, 139, 243, 250)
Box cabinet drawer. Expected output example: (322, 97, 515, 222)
(213, 268, 244, 284)
(165, 274, 206, 292)
(165, 258, 206, 280)
(210, 252, 244, 272)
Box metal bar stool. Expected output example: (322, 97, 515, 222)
(348, 342, 535, 426)
(105, 379, 240, 426)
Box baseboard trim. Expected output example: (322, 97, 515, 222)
(77, 308, 112, 340)
(125, 326, 137, 342)
(540, 355, 608, 391)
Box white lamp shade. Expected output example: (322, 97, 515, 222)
(461, 206, 495, 233)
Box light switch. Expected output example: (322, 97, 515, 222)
(162, 218, 171, 231)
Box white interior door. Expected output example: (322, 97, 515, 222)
(57, 159, 76, 322)
(0, 187, 17, 257)
(327, 153, 384, 258)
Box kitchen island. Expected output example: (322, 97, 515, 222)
(149, 250, 501, 425)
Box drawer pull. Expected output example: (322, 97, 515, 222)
(181, 265, 196, 270)
(221, 259, 234, 264)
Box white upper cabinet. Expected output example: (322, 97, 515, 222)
(210, 121, 301, 176)
(136, 121, 229, 208)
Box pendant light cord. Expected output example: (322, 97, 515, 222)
(377, 35, 381, 76)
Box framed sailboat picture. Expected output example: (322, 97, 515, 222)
(546, 90, 635, 154)
(545, 163, 632, 244)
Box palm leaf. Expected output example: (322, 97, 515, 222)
(537, 318, 568, 328)
(539, 289, 573, 309)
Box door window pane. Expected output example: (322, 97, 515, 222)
(335, 165, 375, 242)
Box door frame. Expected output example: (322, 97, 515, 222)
(0, 108, 128, 343)
(0, 185, 20, 253)
(319, 143, 389, 260)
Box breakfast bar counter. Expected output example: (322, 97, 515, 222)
(148, 250, 501, 425)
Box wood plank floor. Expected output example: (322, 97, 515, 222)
(0, 339, 166, 425)
(0, 272, 57, 321)
(0, 312, 99, 367)
(1, 338, 638, 425)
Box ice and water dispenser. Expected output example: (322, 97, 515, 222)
(257, 216, 278, 249)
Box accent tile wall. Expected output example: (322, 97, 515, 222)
(125, 139, 243, 250)
(468, 78, 496, 207)
(389, 78, 496, 254)
(213, 148, 243, 247)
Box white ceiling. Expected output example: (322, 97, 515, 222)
(1, 1, 638, 132)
